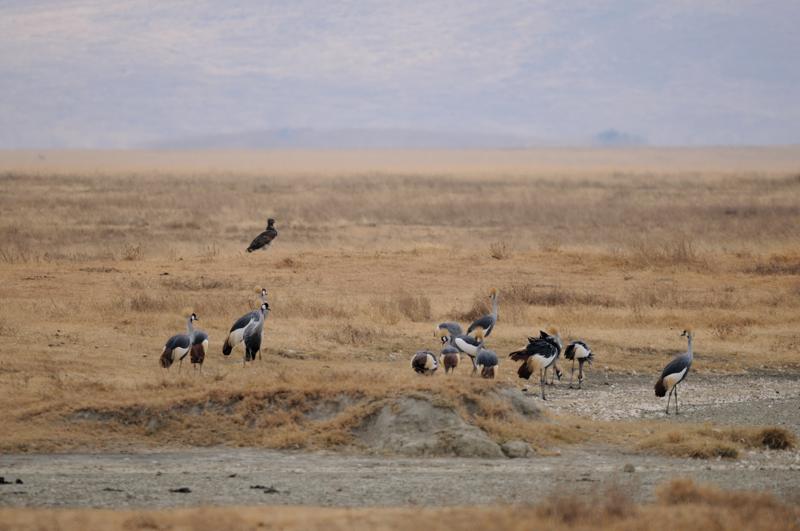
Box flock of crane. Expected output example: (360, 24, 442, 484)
(416, 288, 594, 402)
(159, 288, 270, 371)
(161, 286, 694, 415)
(416, 288, 695, 414)
(158, 217, 695, 415)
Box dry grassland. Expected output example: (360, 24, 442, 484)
(1, 479, 798, 531)
(0, 148, 799, 455)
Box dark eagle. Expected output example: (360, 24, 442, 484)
(247, 218, 278, 252)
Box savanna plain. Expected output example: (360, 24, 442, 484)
(1, 148, 799, 530)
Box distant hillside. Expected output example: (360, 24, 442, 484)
(147, 128, 532, 149)
(593, 129, 646, 147)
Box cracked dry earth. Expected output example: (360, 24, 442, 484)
(1, 372, 799, 509)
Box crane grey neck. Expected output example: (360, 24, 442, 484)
(491, 294, 498, 318)
(686, 334, 694, 358)
(186, 316, 195, 340)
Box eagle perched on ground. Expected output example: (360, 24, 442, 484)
(247, 218, 278, 252)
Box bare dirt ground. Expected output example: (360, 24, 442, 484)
(2, 443, 799, 510)
(543, 371, 800, 424)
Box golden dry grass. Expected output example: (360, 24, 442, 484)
(1, 479, 797, 531)
(638, 425, 797, 459)
(0, 148, 799, 453)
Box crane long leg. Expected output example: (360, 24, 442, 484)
(674, 385, 679, 415)
(578, 360, 584, 389)
(665, 387, 672, 415)
(540, 368, 547, 400)
(569, 359, 575, 388)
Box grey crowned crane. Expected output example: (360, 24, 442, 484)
(544, 327, 563, 385)
(564, 340, 593, 389)
(223, 292, 271, 366)
(247, 218, 278, 252)
(435, 322, 464, 340)
(412, 350, 439, 375)
(160, 313, 198, 369)
(439, 336, 460, 374)
(655, 329, 694, 415)
(476, 347, 499, 379)
(451, 333, 484, 374)
(182, 329, 209, 371)
(509, 330, 561, 400)
(467, 288, 498, 341)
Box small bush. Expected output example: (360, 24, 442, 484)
(121, 244, 142, 261)
(275, 257, 301, 269)
(750, 253, 800, 275)
(622, 234, 708, 270)
(537, 484, 634, 524)
(639, 425, 795, 459)
(372, 294, 432, 323)
(128, 293, 169, 312)
(397, 295, 432, 322)
(755, 427, 795, 450)
(326, 324, 379, 346)
(656, 478, 785, 512)
(489, 241, 510, 260)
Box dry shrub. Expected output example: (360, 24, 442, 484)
(275, 257, 301, 269)
(741, 426, 796, 450)
(372, 294, 432, 323)
(456, 284, 619, 320)
(541, 237, 562, 253)
(537, 484, 635, 524)
(657, 478, 785, 511)
(653, 479, 800, 531)
(127, 293, 169, 312)
(279, 299, 352, 320)
(0, 245, 38, 264)
(640, 429, 739, 459)
(397, 294, 432, 322)
(325, 324, 379, 345)
(710, 315, 754, 340)
(489, 240, 510, 260)
(639, 425, 795, 459)
(621, 234, 707, 269)
(198, 243, 219, 263)
(160, 276, 233, 290)
(453, 297, 490, 322)
(121, 244, 142, 261)
(628, 283, 740, 311)
(750, 253, 800, 275)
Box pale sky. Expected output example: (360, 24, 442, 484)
(1, 1, 798, 148)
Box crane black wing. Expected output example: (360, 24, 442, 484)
(509, 338, 558, 361)
(467, 315, 495, 336)
(165, 334, 191, 350)
(229, 311, 257, 332)
(192, 330, 209, 345)
(660, 354, 691, 379)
